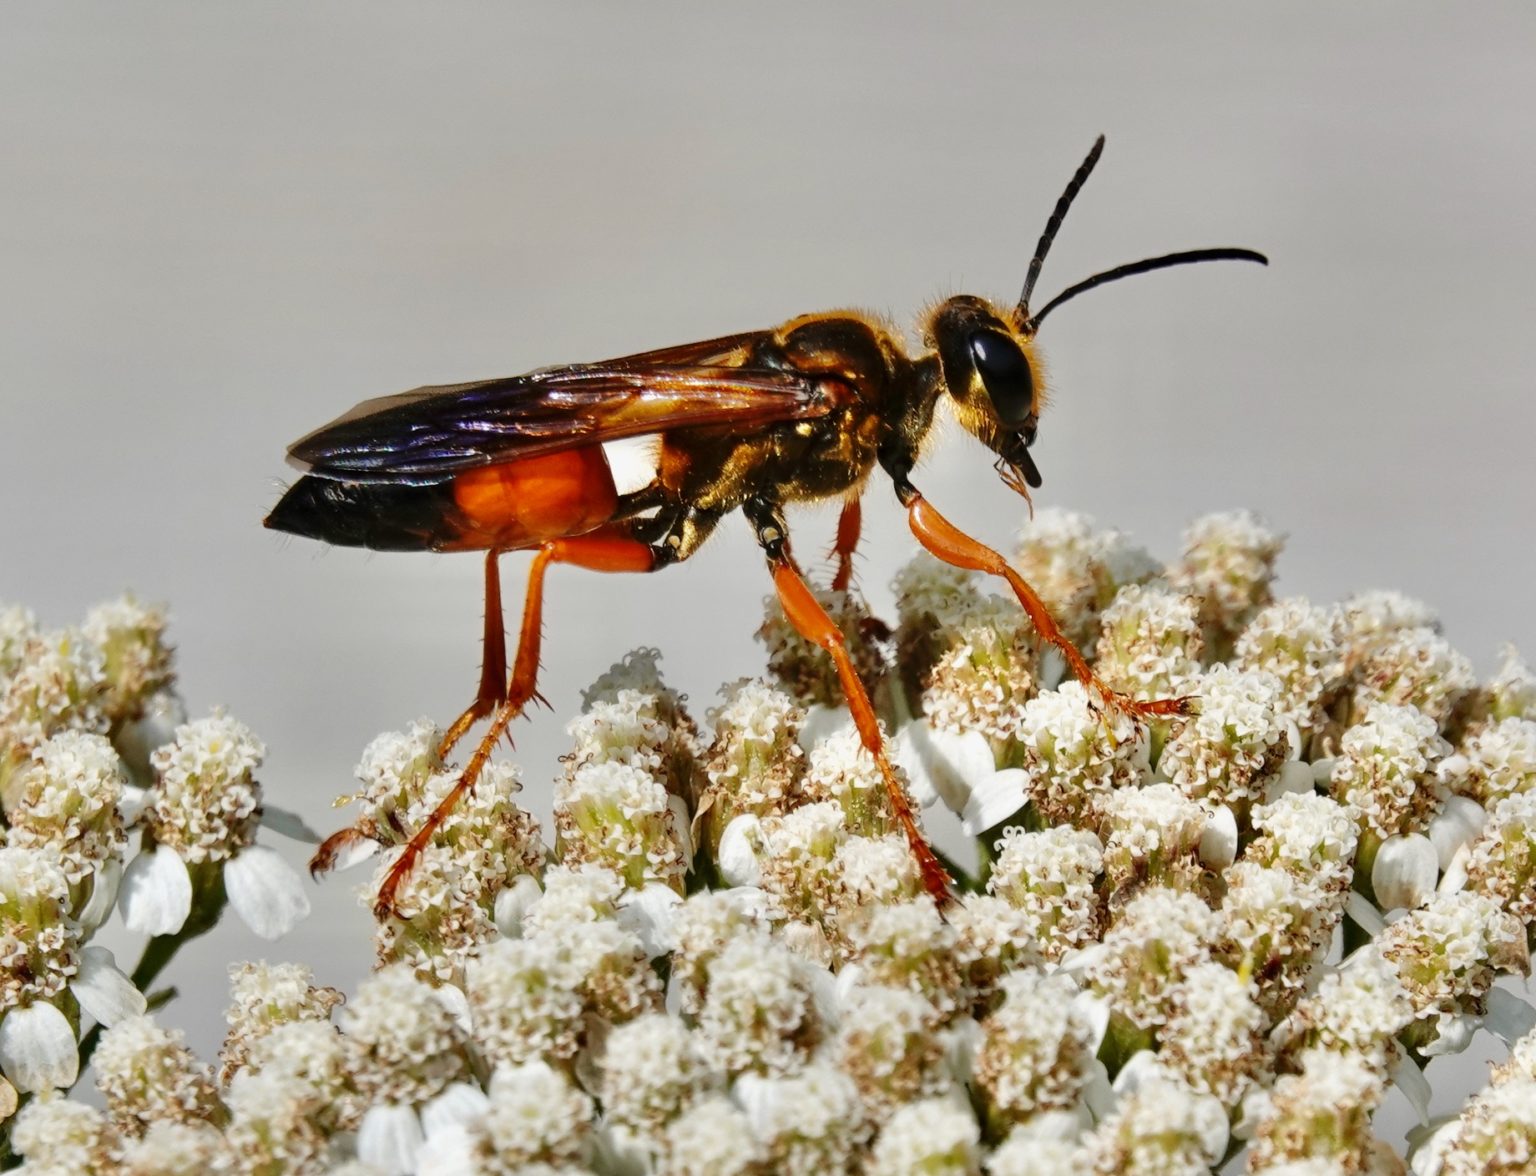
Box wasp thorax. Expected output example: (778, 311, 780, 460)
(924, 296, 1046, 489)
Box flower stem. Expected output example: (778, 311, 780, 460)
(73, 866, 227, 1081)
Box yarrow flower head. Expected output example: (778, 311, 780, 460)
(1234, 596, 1346, 741)
(1016, 680, 1148, 829)
(0, 626, 107, 792)
(1169, 508, 1283, 655)
(699, 679, 805, 851)
(9, 518, 1536, 1170)
(1330, 701, 1449, 840)
(1093, 582, 1205, 703)
(1351, 624, 1478, 731)
(1376, 891, 1529, 1055)
(118, 711, 312, 942)
(1245, 1047, 1395, 1173)
(1013, 507, 1160, 648)
(988, 824, 1105, 960)
(80, 595, 173, 729)
(972, 968, 1107, 1131)
(219, 961, 343, 1084)
(374, 759, 545, 981)
(568, 647, 701, 806)
(1160, 664, 1290, 816)
(91, 1014, 220, 1139)
(5, 730, 127, 905)
(0, 846, 143, 1094)
(1440, 715, 1536, 807)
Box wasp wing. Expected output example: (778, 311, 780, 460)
(287, 347, 825, 484)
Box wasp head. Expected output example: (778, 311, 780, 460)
(916, 136, 1268, 507)
(924, 294, 1045, 500)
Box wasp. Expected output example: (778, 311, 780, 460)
(267, 137, 1266, 913)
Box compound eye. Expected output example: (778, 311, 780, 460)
(969, 328, 1034, 425)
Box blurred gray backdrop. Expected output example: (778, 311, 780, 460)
(3, 1, 1533, 1136)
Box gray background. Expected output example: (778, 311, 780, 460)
(3, 2, 1533, 1137)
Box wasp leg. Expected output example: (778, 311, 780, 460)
(746, 497, 953, 905)
(899, 486, 1192, 721)
(312, 550, 509, 881)
(828, 495, 862, 593)
(374, 511, 719, 919)
(372, 531, 653, 917)
(436, 548, 510, 760)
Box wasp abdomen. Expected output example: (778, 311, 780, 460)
(265, 475, 468, 552)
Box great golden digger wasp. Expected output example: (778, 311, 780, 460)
(268, 136, 1266, 913)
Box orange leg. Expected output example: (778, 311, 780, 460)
(438, 549, 510, 759)
(311, 550, 507, 879)
(374, 531, 656, 918)
(906, 493, 1191, 720)
(829, 496, 862, 593)
(771, 557, 953, 905)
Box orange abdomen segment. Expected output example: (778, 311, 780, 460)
(452, 447, 619, 548)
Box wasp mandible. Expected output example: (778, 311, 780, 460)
(267, 136, 1266, 913)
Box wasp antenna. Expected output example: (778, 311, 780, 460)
(1024, 247, 1268, 334)
(1016, 134, 1107, 328)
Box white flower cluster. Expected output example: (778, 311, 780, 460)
(7, 508, 1536, 1174)
(0, 596, 312, 1120)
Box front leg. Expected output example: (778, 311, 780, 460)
(881, 463, 1191, 720)
(744, 497, 952, 904)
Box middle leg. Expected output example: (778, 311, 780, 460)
(747, 496, 952, 905)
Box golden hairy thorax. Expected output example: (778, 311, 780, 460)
(656, 310, 912, 512)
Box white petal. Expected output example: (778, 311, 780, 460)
(1408, 1119, 1459, 1176)
(1111, 1049, 1161, 1095)
(943, 1015, 981, 1083)
(432, 984, 472, 1035)
(1311, 758, 1337, 787)
(420, 1081, 490, 1137)
(358, 1103, 425, 1176)
(71, 946, 146, 1026)
(329, 832, 382, 873)
(1485, 986, 1536, 1045)
(78, 856, 122, 932)
(1198, 805, 1238, 868)
(1190, 1090, 1231, 1164)
(1265, 759, 1316, 802)
(118, 846, 192, 936)
(797, 705, 854, 753)
(259, 805, 323, 844)
(223, 846, 311, 939)
(960, 769, 1027, 836)
(1344, 890, 1386, 938)
(414, 1124, 479, 1176)
(667, 794, 694, 865)
(1438, 844, 1470, 894)
(1392, 1052, 1432, 1124)
(717, 814, 764, 886)
(617, 883, 682, 958)
(1371, 834, 1439, 911)
(803, 960, 841, 1031)
(894, 722, 995, 813)
(1422, 1011, 1477, 1057)
(114, 690, 186, 786)
(1232, 1087, 1273, 1141)
(492, 874, 542, 938)
(1080, 1060, 1114, 1122)
(1072, 990, 1112, 1053)
(0, 1003, 79, 1092)
(1427, 796, 1485, 871)
(732, 1072, 775, 1134)
(116, 783, 151, 826)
